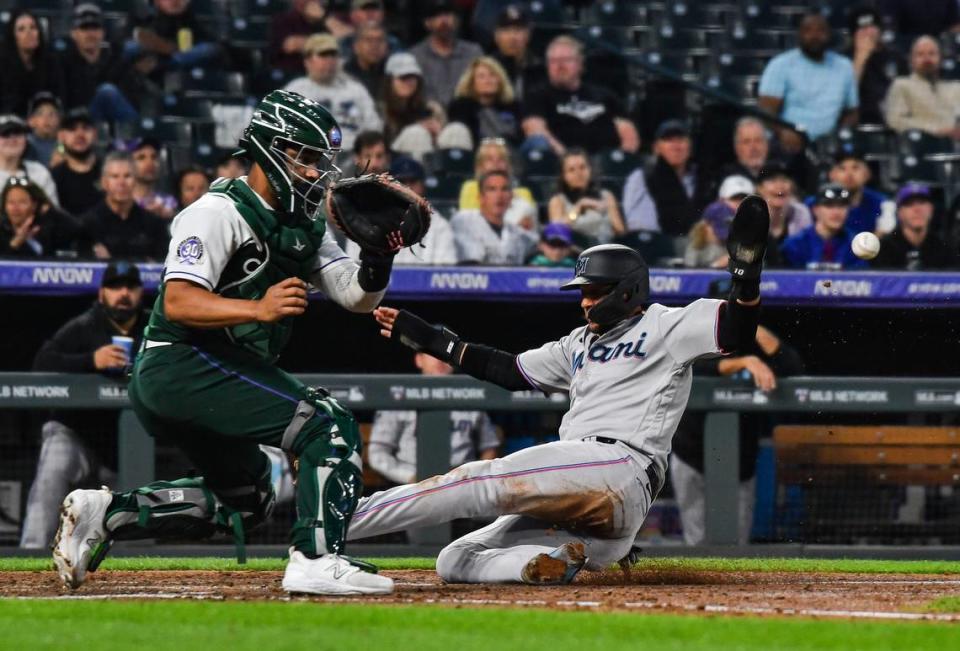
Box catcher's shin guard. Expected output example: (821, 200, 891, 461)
(284, 388, 363, 557)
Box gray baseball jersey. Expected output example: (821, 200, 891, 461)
(367, 410, 499, 484)
(450, 210, 538, 265)
(516, 299, 724, 472)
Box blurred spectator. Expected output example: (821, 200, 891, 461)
(368, 351, 498, 485)
(129, 138, 178, 220)
(547, 148, 624, 245)
(527, 222, 577, 267)
(880, 0, 960, 36)
(622, 120, 713, 244)
(0, 115, 59, 207)
(343, 22, 389, 101)
(758, 14, 858, 152)
(410, 1, 484, 107)
(26, 92, 61, 168)
(19, 261, 147, 549)
(457, 138, 536, 231)
(824, 150, 895, 233)
(353, 130, 390, 174)
(671, 315, 804, 546)
(490, 5, 542, 101)
(269, 0, 335, 73)
(780, 183, 867, 269)
(451, 170, 537, 264)
(338, 2, 401, 58)
(380, 52, 469, 161)
(59, 4, 141, 125)
(873, 183, 959, 269)
(175, 165, 210, 209)
(128, 0, 220, 73)
(884, 36, 960, 138)
(215, 152, 247, 180)
(0, 177, 84, 259)
(684, 175, 754, 268)
(845, 6, 897, 125)
(0, 10, 65, 116)
(82, 151, 169, 261)
(756, 163, 812, 264)
(51, 109, 103, 217)
(720, 117, 771, 184)
(347, 156, 457, 264)
(284, 33, 381, 151)
(448, 56, 521, 147)
(522, 35, 639, 155)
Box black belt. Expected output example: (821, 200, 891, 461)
(594, 436, 664, 497)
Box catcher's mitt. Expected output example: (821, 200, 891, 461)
(326, 173, 432, 255)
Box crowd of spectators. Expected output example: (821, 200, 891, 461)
(0, 0, 959, 271)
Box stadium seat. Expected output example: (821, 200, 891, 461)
(423, 175, 464, 202)
(523, 0, 569, 27)
(576, 25, 635, 51)
(714, 52, 768, 77)
(837, 124, 896, 158)
(158, 96, 214, 124)
(228, 16, 270, 49)
(594, 149, 643, 180)
(663, 3, 727, 29)
(424, 148, 474, 178)
(520, 148, 560, 179)
(900, 130, 956, 158)
(168, 68, 247, 101)
(230, 0, 288, 18)
(584, 1, 648, 27)
(655, 27, 709, 53)
(124, 118, 193, 146)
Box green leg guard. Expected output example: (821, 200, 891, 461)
(286, 388, 363, 557)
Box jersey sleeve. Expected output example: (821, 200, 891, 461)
(163, 196, 251, 290)
(515, 332, 576, 393)
(309, 229, 386, 312)
(656, 299, 724, 366)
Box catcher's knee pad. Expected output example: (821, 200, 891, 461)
(283, 388, 363, 555)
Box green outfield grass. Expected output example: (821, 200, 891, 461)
(3, 556, 960, 574)
(0, 601, 955, 651)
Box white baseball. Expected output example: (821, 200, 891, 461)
(852, 231, 880, 260)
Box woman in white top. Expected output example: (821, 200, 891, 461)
(0, 115, 58, 208)
(547, 149, 625, 245)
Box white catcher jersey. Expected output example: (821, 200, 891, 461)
(516, 299, 724, 472)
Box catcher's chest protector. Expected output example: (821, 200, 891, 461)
(210, 179, 327, 361)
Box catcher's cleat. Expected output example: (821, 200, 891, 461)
(282, 549, 394, 595)
(52, 487, 113, 589)
(520, 542, 587, 585)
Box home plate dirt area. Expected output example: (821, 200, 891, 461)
(4, 568, 960, 621)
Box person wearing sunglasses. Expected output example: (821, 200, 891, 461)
(780, 182, 868, 269)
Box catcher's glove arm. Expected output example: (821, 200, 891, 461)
(716, 195, 767, 353)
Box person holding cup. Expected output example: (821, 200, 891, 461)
(19, 261, 148, 549)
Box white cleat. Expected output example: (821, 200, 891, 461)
(282, 550, 394, 595)
(52, 487, 112, 590)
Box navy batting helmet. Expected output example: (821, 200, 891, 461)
(560, 244, 650, 326)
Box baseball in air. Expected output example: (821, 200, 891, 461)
(852, 231, 880, 260)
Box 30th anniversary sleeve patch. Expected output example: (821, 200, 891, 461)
(176, 236, 204, 264)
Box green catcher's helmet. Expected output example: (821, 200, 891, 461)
(239, 89, 343, 220)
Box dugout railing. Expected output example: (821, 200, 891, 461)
(2, 373, 960, 552)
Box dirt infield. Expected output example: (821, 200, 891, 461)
(4, 568, 960, 621)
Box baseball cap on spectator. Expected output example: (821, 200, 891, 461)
(654, 119, 690, 140)
(497, 5, 529, 28)
(815, 183, 851, 206)
(352, 0, 383, 8)
(101, 261, 142, 288)
(895, 182, 932, 207)
(718, 175, 754, 200)
(424, 0, 455, 18)
(73, 3, 104, 30)
(28, 91, 62, 117)
(390, 155, 425, 182)
(542, 223, 574, 246)
(386, 52, 423, 77)
(304, 33, 339, 56)
(0, 115, 30, 136)
(848, 5, 881, 33)
(756, 161, 791, 184)
(834, 147, 866, 165)
(61, 107, 95, 129)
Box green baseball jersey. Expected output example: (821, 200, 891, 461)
(144, 177, 384, 362)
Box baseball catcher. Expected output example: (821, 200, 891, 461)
(345, 196, 769, 584)
(52, 90, 428, 596)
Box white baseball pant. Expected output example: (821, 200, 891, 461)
(347, 438, 658, 582)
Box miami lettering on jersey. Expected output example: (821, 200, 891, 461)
(571, 332, 648, 372)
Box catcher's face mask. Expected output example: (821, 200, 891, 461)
(272, 138, 342, 221)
